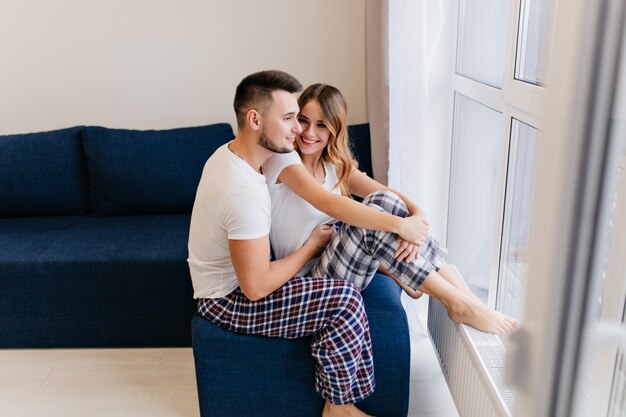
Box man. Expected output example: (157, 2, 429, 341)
(188, 70, 374, 417)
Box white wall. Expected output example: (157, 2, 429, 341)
(0, 0, 366, 134)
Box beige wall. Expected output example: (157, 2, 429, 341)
(0, 0, 366, 134)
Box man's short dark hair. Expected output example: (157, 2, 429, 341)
(234, 70, 303, 128)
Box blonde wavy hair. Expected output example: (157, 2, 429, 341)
(297, 84, 357, 197)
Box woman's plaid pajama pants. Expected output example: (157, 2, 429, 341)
(311, 190, 448, 291)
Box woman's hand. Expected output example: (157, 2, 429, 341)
(394, 237, 421, 262)
(397, 214, 429, 246)
(304, 224, 334, 255)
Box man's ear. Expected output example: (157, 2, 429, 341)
(246, 109, 261, 131)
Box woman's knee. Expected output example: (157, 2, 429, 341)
(362, 190, 408, 216)
(362, 189, 398, 204)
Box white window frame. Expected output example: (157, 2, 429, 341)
(428, 1, 626, 416)
(448, 0, 548, 310)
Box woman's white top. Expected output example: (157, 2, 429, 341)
(262, 151, 341, 277)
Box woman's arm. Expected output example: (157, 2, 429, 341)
(278, 165, 428, 244)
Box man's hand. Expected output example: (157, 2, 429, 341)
(397, 214, 429, 246)
(304, 224, 334, 255)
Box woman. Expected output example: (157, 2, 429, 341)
(262, 83, 518, 335)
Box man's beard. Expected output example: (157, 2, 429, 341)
(258, 128, 293, 154)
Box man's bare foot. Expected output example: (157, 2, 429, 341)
(322, 401, 373, 417)
(445, 291, 519, 335)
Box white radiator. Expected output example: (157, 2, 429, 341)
(427, 295, 514, 417)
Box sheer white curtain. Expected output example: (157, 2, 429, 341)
(366, 0, 455, 242)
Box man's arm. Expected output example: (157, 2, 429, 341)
(229, 224, 333, 301)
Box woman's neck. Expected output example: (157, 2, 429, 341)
(300, 152, 325, 180)
(300, 152, 323, 171)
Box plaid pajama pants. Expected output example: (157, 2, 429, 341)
(311, 190, 448, 291)
(197, 276, 375, 405)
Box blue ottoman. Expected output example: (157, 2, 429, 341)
(191, 273, 410, 417)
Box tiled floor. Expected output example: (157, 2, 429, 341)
(0, 296, 458, 417)
(0, 348, 199, 417)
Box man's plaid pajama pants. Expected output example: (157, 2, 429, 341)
(197, 276, 375, 405)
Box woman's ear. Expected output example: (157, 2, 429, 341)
(247, 109, 261, 131)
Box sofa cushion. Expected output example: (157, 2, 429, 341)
(82, 124, 234, 216)
(0, 126, 89, 217)
(0, 215, 196, 347)
(348, 123, 373, 178)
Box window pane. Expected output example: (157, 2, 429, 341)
(608, 317, 626, 417)
(606, 48, 626, 417)
(605, 169, 626, 417)
(456, 0, 510, 88)
(515, 0, 551, 85)
(448, 93, 504, 301)
(586, 35, 626, 416)
(597, 118, 626, 417)
(496, 119, 540, 321)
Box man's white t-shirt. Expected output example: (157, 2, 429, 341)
(262, 151, 341, 277)
(188, 143, 271, 299)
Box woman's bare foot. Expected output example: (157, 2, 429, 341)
(381, 263, 517, 333)
(419, 270, 519, 334)
(322, 402, 373, 417)
(445, 291, 519, 335)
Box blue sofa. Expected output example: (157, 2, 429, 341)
(0, 123, 410, 416)
(0, 124, 233, 347)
